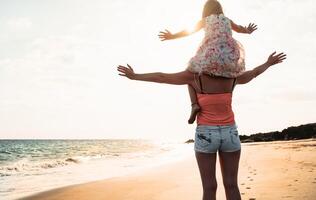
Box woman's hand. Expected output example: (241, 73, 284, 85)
(158, 29, 174, 41)
(117, 64, 136, 80)
(265, 52, 287, 66)
(245, 23, 257, 34)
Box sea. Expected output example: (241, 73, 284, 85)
(0, 139, 193, 200)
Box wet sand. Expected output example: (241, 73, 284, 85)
(22, 139, 316, 200)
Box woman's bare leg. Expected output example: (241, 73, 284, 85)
(218, 150, 241, 200)
(188, 85, 201, 124)
(195, 152, 217, 200)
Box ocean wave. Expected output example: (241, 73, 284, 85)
(0, 157, 82, 176)
(0, 140, 170, 179)
(0, 149, 161, 177)
(0, 150, 11, 154)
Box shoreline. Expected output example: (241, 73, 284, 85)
(21, 151, 198, 200)
(16, 143, 194, 200)
(21, 139, 316, 200)
(1, 140, 193, 200)
(19, 154, 198, 200)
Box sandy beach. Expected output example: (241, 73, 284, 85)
(22, 139, 316, 200)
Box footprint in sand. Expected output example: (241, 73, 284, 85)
(241, 192, 245, 195)
(249, 179, 253, 181)
(246, 187, 251, 189)
(241, 183, 245, 185)
(287, 184, 292, 186)
(249, 198, 256, 200)
(294, 179, 298, 182)
(312, 181, 316, 184)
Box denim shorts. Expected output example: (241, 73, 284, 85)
(194, 124, 241, 153)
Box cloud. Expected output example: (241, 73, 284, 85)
(7, 17, 32, 30)
(27, 36, 84, 65)
(0, 35, 88, 95)
(273, 90, 316, 102)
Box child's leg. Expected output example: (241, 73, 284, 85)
(188, 85, 201, 124)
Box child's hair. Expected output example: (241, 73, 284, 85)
(202, 0, 224, 18)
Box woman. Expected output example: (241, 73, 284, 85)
(117, 52, 286, 200)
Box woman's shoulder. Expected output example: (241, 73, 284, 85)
(171, 70, 196, 84)
(182, 70, 196, 78)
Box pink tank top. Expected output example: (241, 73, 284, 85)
(196, 92, 235, 126)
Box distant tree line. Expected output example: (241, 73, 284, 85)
(239, 123, 316, 143)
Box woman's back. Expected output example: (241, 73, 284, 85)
(192, 74, 235, 94)
(193, 74, 236, 126)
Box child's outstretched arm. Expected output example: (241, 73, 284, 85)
(230, 20, 257, 34)
(158, 19, 205, 41)
(237, 52, 286, 84)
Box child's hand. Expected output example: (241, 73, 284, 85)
(117, 64, 136, 80)
(245, 23, 257, 34)
(265, 52, 287, 66)
(158, 29, 174, 41)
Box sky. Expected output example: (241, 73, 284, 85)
(0, 0, 315, 140)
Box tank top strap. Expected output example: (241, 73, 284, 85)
(232, 78, 237, 91)
(193, 73, 204, 94)
(198, 75, 204, 94)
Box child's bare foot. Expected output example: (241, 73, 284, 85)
(188, 104, 201, 124)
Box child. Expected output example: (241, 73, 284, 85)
(158, 0, 257, 123)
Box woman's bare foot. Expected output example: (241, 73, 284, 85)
(188, 103, 201, 124)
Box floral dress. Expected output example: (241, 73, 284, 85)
(187, 14, 245, 78)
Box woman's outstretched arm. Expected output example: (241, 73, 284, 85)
(117, 65, 194, 85)
(237, 52, 286, 85)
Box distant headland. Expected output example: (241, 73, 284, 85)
(185, 123, 316, 144)
(239, 123, 316, 143)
